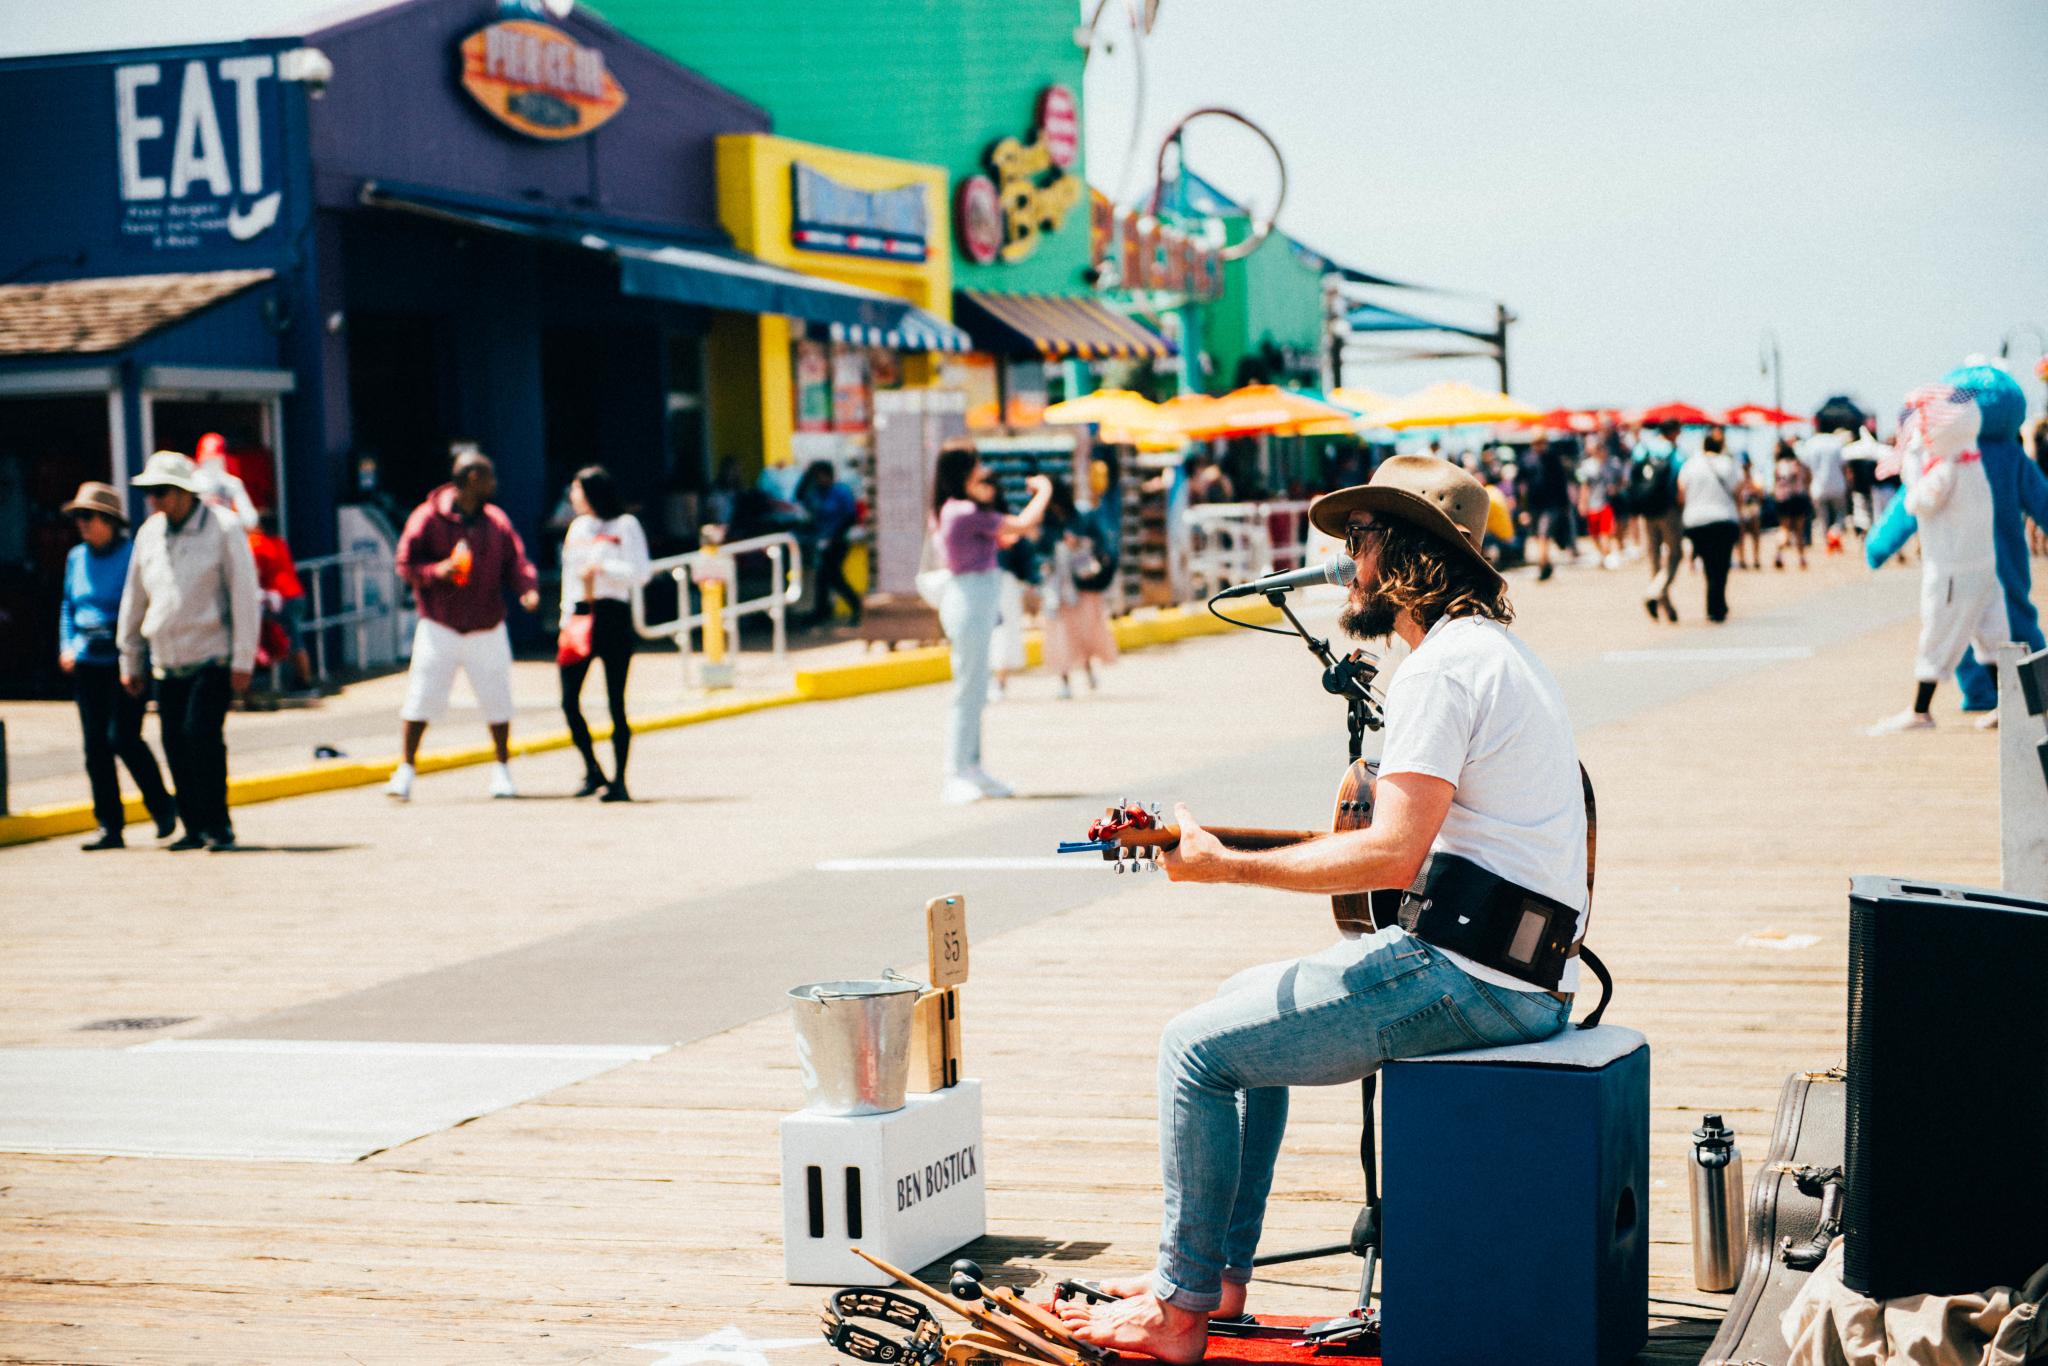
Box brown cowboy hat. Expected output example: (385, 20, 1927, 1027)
(62, 481, 128, 525)
(1309, 455, 1500, 581)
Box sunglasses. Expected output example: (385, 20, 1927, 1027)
(1344, 520, 1390, 557)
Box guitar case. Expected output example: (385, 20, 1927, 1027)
(1702, 1070, 1847, 1366)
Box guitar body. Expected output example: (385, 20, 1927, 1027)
(1330, 758, 1380, 934)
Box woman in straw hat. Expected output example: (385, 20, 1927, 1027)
(58, 482, 175, 850)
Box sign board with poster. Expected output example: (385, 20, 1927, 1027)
(791, 162, 929, 262)
(829, 344, 870, 433)
(113, 57, 288, 253)
(458, 20, 627, 140)
(793, 338, 832, 433)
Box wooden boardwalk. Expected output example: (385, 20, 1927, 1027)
(0, 555, 2015, 1365)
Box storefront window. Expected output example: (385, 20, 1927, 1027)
(1003, 359, 1047, 429)
(940, 353, 1001, 431)
(665, 330, 706, 490)
(0, 395, 113, 697)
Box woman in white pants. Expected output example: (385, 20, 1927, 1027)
(931, 443, 1051, 804)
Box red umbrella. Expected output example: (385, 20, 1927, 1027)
(1630, 402, 1716, 427)
(1722, 403, 1804, 426)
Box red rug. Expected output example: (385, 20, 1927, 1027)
(1034, 1312, 1379, 1365)
(1197, 1317, 1378, 1366)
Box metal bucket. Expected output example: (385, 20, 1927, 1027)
(788, 979, 920, 1116)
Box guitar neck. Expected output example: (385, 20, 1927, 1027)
(1111, 825, 1323, 853)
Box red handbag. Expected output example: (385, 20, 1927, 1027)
(556, 612, 593, 666)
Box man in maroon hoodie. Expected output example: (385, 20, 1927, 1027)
(386, 451, 540, 800)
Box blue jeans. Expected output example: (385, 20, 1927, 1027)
(939, 570, 999, 777)
(1152, 930, 1572, 1310)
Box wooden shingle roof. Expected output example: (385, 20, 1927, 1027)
(0, 270, 275, 358)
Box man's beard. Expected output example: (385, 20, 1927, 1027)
(1339, 584, 1399, 641)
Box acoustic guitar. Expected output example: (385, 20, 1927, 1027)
(1057, 758, 1393, 933)
(1057, 763, 1602, 953)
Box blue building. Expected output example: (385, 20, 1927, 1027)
(0, 0, 963, 694)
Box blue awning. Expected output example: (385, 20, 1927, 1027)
(1344, 302, 1494, 342)
(359, 182, 970, 350)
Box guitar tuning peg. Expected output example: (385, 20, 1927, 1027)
(1112, 861, 1125, 875)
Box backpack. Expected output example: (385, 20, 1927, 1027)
(1627, 450, 1676, 517)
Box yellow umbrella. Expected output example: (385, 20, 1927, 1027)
(1151, 392, 1228, 433)
(1181, 385, 1352, 438)
(1366, 381, 1545, 430)
(1327, 386, 1394, 416)
(1042, 388, 1165, 429)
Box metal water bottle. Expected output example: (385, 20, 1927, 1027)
(1689, 1114, 1746, 1291)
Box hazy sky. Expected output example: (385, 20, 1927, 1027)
(1083, 0, 2048, 422)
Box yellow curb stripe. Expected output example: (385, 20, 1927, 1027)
(0, 604, 1279, 848)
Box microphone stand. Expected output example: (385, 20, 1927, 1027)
(1264, 589, 1382, 763)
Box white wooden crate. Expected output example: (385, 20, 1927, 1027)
(780, 1079, 985, 1285)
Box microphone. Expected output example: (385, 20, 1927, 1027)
(1215, 556, 1357, 599)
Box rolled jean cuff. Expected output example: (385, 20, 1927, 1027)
(1151, 1273, 1222, 1313)
(1221, 1266, 1254, 1286)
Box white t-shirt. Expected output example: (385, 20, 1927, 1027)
(1375, 615, 1588, 993)
(1677, 453, 1741, 528)
(559, 514, 653, 626)
(1799, 432, 1849, 499)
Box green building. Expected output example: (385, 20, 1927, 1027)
(591, 0, 1094, 298)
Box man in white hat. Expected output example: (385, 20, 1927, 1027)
(117, 451, 260, 851)
(1062, 456, 1588, 1363)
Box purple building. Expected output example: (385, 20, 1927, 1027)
(0, 0, 962, 693)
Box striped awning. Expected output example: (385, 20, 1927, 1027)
(824, 316, 972, 353)
(955, 290, 1175, 361)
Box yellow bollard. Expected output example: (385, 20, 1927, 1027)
(697, 563, 734, 689)
(701, 575, 725, 663)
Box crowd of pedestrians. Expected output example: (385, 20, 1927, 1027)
(1458, 405, 1892, 626)
(50, 395, 1982, 836)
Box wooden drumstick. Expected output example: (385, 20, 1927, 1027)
(847, 1249, 1093, 1365)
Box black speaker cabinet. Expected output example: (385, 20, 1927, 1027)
(1844, 876, 2048, 1300)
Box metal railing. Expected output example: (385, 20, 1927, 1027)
(293, 548, 409, 682)
(1185, 499, 1317, 600)
(630, 531, 804, 686)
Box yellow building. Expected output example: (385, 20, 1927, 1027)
(709, 133, 957, 483)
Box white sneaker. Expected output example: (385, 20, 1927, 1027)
(1865, 710, 1935, 736)
(488, 762, 516, 798)
(1974, 711, 2000, 731)
(384, 762, 414, 801)
(1057, 679, 1074, 700)
(1604, 552, 1623, 570)
(939, 776, 985, 806)
(967, 766, 1014, 798)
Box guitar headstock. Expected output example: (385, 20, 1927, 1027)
(1056, 801, 1165, 872)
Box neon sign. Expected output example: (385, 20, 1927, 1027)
(955, 86, 1083, 266)
(458, 20, 626, 140)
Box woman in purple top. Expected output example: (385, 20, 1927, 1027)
(932, 443, 1053, 804)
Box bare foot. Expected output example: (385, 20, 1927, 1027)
(1063, 1291, 1209, 1364)
(1065, 1277, 1246, 1318)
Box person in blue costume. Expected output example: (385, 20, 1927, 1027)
(1866, 362, 2044, 721)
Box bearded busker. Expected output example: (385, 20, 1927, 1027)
(1058, 457, 1589, 1363)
